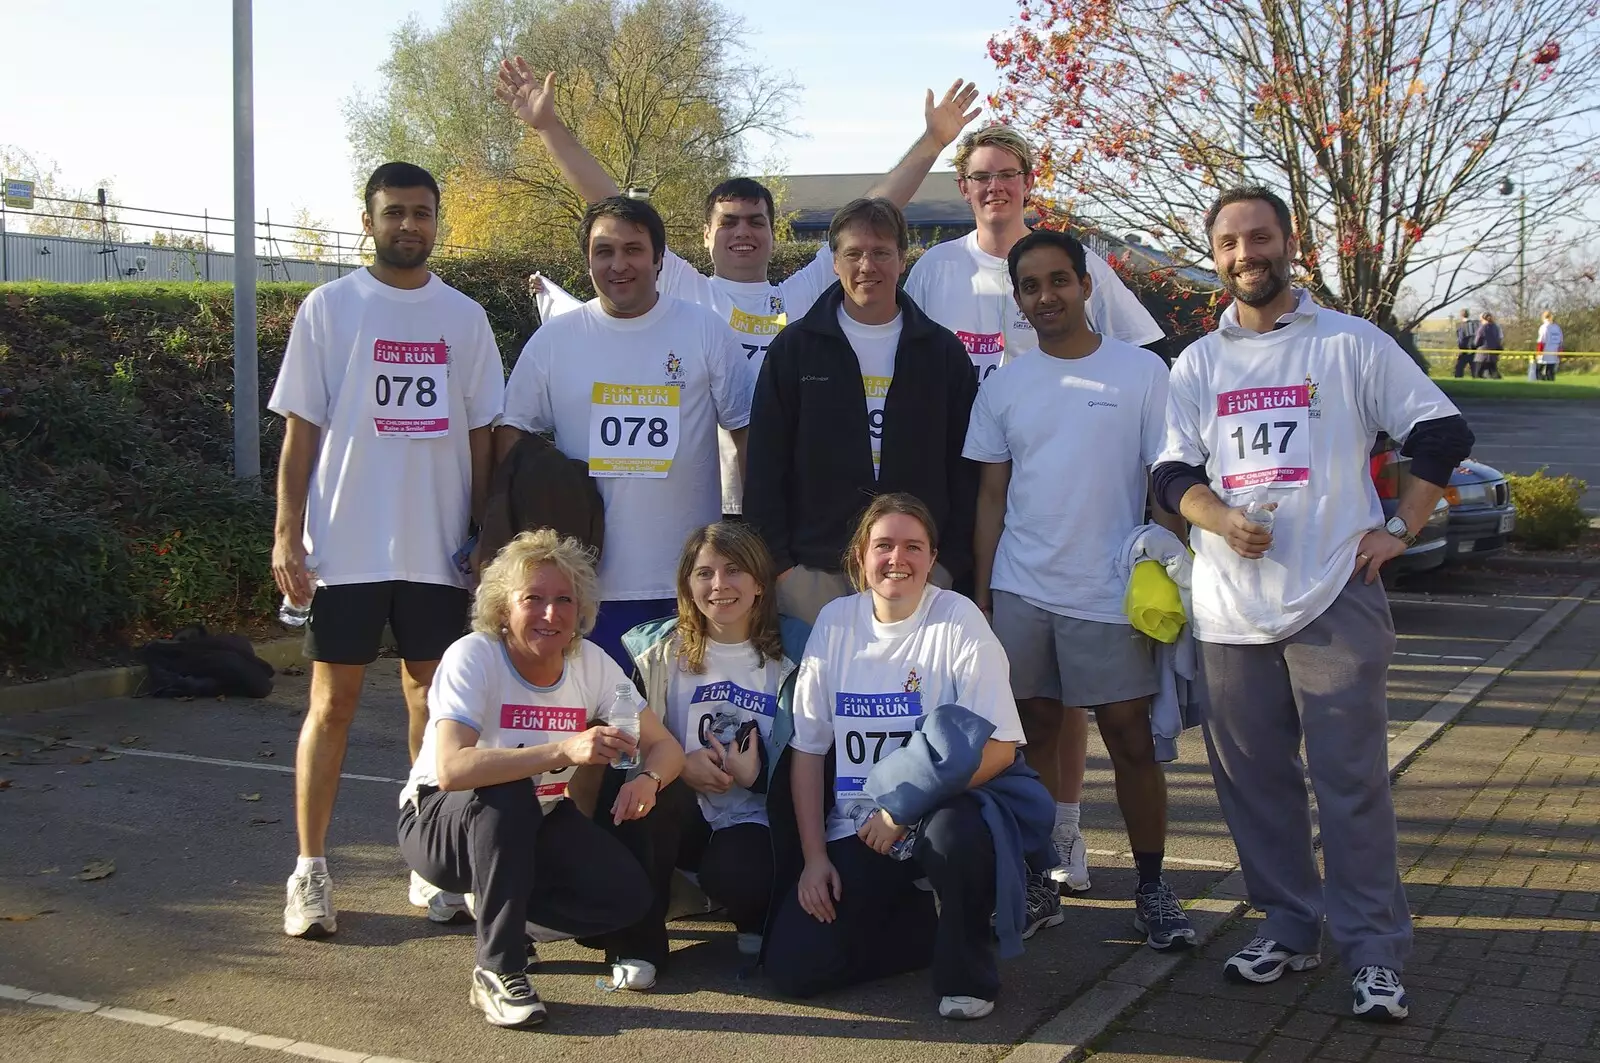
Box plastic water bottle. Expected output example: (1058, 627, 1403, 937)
(278, 554, 319, 627)
(611, 683, 642, 770)
(1244, 486, 1276, 534)
(848, 803, 919, 861)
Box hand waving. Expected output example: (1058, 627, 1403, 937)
(925, 79, 982, 147)
(495, 57, 557, 130)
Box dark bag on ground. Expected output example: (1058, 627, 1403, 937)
(479, 431, 605, 566)
(139, 625, 275, 699)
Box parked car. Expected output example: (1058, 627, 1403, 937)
(1442, 459, 1516, 562)
(1371, 441, 1451, 583)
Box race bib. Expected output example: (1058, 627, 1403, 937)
(372, 339, 449, 437)
(587, 383, 680, 477)
(833, 690, 923, 798)
(957, 330, 1003, 385)
(682, 680, 777, 753)
(863, 375, 891, 475)
(729, 306, 786, 362)
(1215, 385, 1311, 491)
(499, 703, 586, 801)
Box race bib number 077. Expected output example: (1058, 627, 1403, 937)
(833, 690, 922, 797)
(587, 382, 681, 478)
(1215, 385, 1311, 491)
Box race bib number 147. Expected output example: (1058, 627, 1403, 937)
(1215, 385, 1311, 491)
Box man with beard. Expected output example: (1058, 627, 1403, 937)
(271, 162, 507, 938)
(1152, 187, 1474, 1022)
(903, 125, 1165, 386)
(965, 228, 1192, 949)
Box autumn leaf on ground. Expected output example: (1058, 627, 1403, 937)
(119, 736, 142, 745)
(248, 817, 281, 826)
(70, 755, 92, 765)
(75, 860, 116, 881)
(239, 793, 261, 802)
(2, 909, 58, 922)
(0, 779, 12, 790)
(99, 755, 119, 762)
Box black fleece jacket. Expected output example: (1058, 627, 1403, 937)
(743, 282, 979, 583)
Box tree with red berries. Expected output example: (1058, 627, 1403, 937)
(989, 0, 1600, 327)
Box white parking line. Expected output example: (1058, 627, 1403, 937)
(0, 983, 424, 1063)
(0, 730, 404, 785)
(1085, 849, 1235, 871)
(1387, 597, 1545, 612)
(1393, 651, 1486, 662)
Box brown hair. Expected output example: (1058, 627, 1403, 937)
(842, 493, 940, 593)
(952, 124, 1035, 178)
(828, 197, 910, 255)
(673, 522, 785, 673)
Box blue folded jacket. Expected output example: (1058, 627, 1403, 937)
(864, 703, 1058, 959)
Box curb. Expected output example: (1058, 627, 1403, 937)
(1472, 554, 1599, 575)
(1000, 578, 1597, 1063)
(0, 636, 307, 718)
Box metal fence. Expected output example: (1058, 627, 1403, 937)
(0, 191, 488, 285)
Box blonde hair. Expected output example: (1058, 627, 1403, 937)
(843, 493, 940, 593)
(1542, 310, 1554, 322)
(952, 125, 1035, 179)
(673, 522, 784, 673)
(472, 529, 599, 657)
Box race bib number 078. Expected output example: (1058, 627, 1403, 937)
(587, 382, 681, 478)
(1215, 385, 1311, 491)
(372, 339, 449, 438)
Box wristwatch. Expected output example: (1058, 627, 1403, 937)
(1384, 516, 1418, 547)
(636, 768, 665, 791)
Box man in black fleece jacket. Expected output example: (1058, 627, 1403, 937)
(744, 197, 978, 624)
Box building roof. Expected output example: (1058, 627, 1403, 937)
(779, 171, 969, 228)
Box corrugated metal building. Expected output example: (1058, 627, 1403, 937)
(0, 230, 359, 285)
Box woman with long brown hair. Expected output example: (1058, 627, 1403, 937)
(620, 521, 811, 958)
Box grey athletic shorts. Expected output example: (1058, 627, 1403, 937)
(991, 590, 1159, 706)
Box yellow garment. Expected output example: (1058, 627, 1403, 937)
(1126, 559, 1186, 644)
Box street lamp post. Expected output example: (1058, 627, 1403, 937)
(232, 0, 260, 481)
(1498, 175, 1527, 325)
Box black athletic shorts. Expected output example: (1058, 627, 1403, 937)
(304, 581, 470, 665)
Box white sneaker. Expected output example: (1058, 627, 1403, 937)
(598, 958, 657, 992)
(736, 932, 763, 957)
(1223, 936, 1321, 983)
(1048, 823, 1091, 892)
(469, 966, 546, 1027)
(409, 871, 470, 924)
(939, 995, 995, 1020)
(283, 866, 337, 938)
(1351, 965, 1409, 1022)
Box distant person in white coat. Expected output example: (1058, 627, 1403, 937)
(1535, 311, 1564, 381)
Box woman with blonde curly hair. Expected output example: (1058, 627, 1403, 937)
(397, 529, 683, 1028)
(620, 521, 811, 959)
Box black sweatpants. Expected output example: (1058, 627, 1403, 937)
(398, 782, 651, 974)
(582, 775, 695, 968)
(678, 813, 775, 935)
(765, 792, 999, 1001)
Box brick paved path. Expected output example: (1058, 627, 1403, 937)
(1085, 593, 1600, 1063)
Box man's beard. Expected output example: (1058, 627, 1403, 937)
(1223, 254, 1291, 307)
(374, 237, 431, 271)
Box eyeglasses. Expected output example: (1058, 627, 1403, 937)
(962, 169, 1025, 185)
(836, 248, 899, 265)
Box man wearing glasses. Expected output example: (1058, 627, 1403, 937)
(903, 126, 1165, 387)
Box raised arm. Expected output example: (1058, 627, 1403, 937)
(495, 58, 621, 203)
(865, 80, 981, 209)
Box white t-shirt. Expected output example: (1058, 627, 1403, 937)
(791, 586, 1026, 842)
(501, 295, 754, 602)
(401, 633, 632, 808)
(903, 231, 1165, 383)
(663, 638, 785, 831)
(267, 269, 505, 588)
(964, 340, 1169, 621)
(1537, 322, 1564, 362)
(837, 307, 904, 479)
(1156, 293, 1460, 644)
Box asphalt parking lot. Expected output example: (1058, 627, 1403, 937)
(1454, 398, 1600, 512)
(1, 565, 1587, 1063)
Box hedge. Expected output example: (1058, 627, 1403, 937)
(0, 243, 1213, 668)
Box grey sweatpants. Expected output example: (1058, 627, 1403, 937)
(1196, 576, 1412, 972)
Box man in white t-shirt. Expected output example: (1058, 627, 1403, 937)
(495, 57, 982, 515)
(497, 196, 753, 669)
(964, 229, 1193, 951)
(269, 162, 506, 939)
(1152, 186, 1475, 1023)
(1536, 311, 1564, 380)
(903, 125, 1166, 385)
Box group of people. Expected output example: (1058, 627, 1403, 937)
(267, 60, 1475, 1033)
(1453, 308, 1566, 380)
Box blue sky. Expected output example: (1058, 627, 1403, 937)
(1, 0, 1019, 236)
